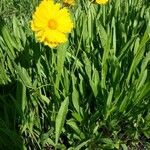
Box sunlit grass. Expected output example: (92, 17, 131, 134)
(0, 0, 150, 149)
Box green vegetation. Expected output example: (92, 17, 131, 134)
(0, 0, 150, 149)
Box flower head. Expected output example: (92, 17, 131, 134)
(63, 0, 75, 6)
(31, 0, 73, 48)
(95, 0, 108, 4)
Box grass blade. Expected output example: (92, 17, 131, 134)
(55, 97, 69, 144)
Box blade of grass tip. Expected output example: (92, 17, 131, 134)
(55, 97, 69, 145)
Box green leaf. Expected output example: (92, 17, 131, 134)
(75, 139, 91, 150)
(16, 80, 26, 114)
(55, 97, 69, 144)
(55, 44, 67, 89)
(72, 74, 80, 113)
(15, 65, 32, 87)
(127, 24, 150, 83)
(67, 119, 85, 140)
(121, 144, 128, 150)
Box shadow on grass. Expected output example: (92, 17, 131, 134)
(0, 83, 23, 150)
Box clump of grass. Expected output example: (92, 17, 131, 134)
(0, 0, 150, 149)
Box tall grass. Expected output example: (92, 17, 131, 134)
(0, 0, 150, 149)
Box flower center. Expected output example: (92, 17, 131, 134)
(48, 19, 57, 30)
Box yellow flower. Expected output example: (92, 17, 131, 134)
(63, 0, 75, 6)
(31, 0, 73, 48)
(95, 0, 108, 4)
